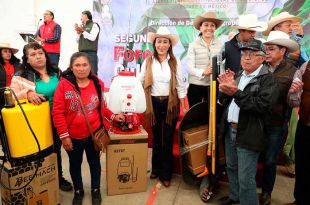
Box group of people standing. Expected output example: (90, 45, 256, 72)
(0, 7, 309, 205)
(0, 10, 120, 205)
(185, 11, 308, 205)
(139, 10, 309, 205)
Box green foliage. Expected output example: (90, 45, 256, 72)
(236, 0, 247, 14)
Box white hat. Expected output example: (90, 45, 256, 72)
(0, 42, 19, 54)
(264, 31, 299, 52)
(231, 14, 268, 32)
(193, 12, 224, 30)
(262, 12, 302, 36)
(147, 27, 179, 46)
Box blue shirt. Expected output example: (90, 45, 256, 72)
(227, 65, 262, 123)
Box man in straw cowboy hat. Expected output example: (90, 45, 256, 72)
(218, 38, 278, 205)
(223, 14, 267, 73)
(263, 11, 303, 67)
(187, 11, 224, 108)
(259, 30, 299, 205)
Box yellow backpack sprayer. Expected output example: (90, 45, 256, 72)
(0, 87, 54, 190)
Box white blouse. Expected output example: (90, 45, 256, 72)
(138, 56, 186, 99)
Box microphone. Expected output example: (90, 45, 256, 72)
(36, 19, 42, 31)
(32, 19, 43, 43)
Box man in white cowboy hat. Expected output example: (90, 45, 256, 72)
(259, 30, 299, 205)
(263, 11, 303, 66)
(187, 11, 224, 109)
(218, 38, 278, 205)
(262, 12, 301, 36)
(223, 14, 267, 73)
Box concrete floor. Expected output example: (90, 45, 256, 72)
(58, 148, 295, 205)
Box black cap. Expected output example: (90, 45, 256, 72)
(239, 39, 265, 53)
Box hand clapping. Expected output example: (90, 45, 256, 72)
(218, 69, 238, 96)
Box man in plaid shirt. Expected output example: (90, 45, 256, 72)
(36, 10, 62, 67)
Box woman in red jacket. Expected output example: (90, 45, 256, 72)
(0, 42, 20, 108)
(52, 52, 124, 205)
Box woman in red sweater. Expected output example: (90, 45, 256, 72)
(0, 42, 20, 148)
(52, 52, 124, 205)
(0, 42, 20, 108)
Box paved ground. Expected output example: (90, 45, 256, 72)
(59, 148, 295, 205)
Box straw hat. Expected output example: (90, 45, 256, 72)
(193, 12, 224, 30)
(147, 27, 179, 46)
(231, 14, 268, 32)
(264, 31, 299, 52)
(0, 42, 19, 54)
(262, 12, 302, 36)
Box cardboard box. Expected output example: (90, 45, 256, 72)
(182, 125, 209, 175)
(0, 153, 60, 205)
(106, 128, 148, 195)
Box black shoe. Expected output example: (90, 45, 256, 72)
(60, 176, 73, 191)
(218, 196, 240, 205)
(150, 173, 158, 179)
(92, 189, 102, 205)
(72, 190, 84, 205)
(259, 192, 271, 205)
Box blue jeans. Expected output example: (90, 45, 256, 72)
(47, 53, 60, 67)
(84, 51, 98, 75)
(225, 125, 259, 205)
(262, 126, 284, 194)
(67, 137, 101, 191)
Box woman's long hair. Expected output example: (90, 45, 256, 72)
(20, 42, 60, 79)
(0, 48, 20, 65)
(62, 52, 94, 92)
(152, 38, 177, 73)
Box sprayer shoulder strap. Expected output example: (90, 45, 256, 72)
(76, 92, 95, 138)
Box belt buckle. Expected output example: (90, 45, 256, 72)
(157, 96, 168, 101)
(230, 122, 238, 129)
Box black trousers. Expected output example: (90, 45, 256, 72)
(294, 121, 310, 205)
(187, 84, 210, 108)
(151, 97, 178, 181)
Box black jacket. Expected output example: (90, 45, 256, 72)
(224, 35, 241, 73)
(14, 66, 61, 83)
(219, 65, 278, 151)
